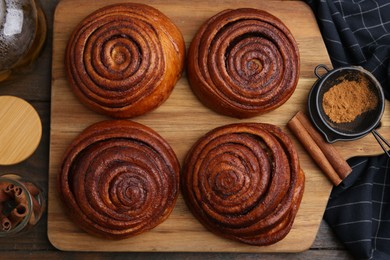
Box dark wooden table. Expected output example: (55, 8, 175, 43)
(0, 1, 353, 258)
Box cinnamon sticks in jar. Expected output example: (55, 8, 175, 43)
(288, 111, 352, 186)
(0, 176, 45, 235)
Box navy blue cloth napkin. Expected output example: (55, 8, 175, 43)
(326, 154, 390, 259)
(306, 0, 390, 99)
(304, 1, 390, 259)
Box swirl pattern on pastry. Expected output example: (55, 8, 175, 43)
(57, 120, 180, 239)
(65, 3, 185, 118)
(181, 123, 305, 246)
(187, 8, 300, 118)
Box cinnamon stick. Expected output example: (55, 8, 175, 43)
(23, 182, 41, 197)
(0, 183, 10, 203)
(288, 112, 353, 185)
(8, 203, 28, 227)
(295, 111, 352, 180)
(12, 186, 25, 204)
(13, 187, 22, 197)
(4, 184, 15, 197)
(288, 113, 343, 185)
(0, 214, 12, 232)
(23, 182, 43, 225)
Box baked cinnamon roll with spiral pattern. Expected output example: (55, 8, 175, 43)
(57, 120, 180, 239)
(182, 123, 305, 246)
(65, 3, 185, 118)
(187, 9, 300, 118)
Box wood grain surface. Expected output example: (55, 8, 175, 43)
(0, 96, 42, 165)
(47, 0, 388, 253)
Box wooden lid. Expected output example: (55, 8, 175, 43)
(0, 96, 42, 165)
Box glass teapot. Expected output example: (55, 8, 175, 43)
(0, 0, 46, 82)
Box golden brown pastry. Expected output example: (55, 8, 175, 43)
(187, 8, 300, 118)
(57, 120, 180, 239)
(181, 123, 305, 246)
(65, 3, 185, 118)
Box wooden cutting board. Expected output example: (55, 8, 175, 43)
(48, 0, 390, 252)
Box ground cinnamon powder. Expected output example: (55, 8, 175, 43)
(322, 75, 378, 123)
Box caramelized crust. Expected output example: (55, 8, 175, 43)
(65, 3, 185, 118)
(57, 120, 180, 239)
(187, 8, 300, 118)
(181, 123, 304, 246)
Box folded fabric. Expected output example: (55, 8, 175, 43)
(304, 1, 390, 259)
(305, 0, 390, 100)
(325, 154, 390, 259)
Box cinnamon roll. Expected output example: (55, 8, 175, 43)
(65, 3, 185, 118)
(57, 120, 180, 239)
(181, 123, 305, 246)
(187, 9, 300, 118)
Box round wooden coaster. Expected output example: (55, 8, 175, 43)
(0, 96, 42, 165)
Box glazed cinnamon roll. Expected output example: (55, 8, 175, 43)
(65, 3, 185, 118)
(187, 9, 300, 118)
(57, 120, 180, 239)
(182, 123, 305, 246)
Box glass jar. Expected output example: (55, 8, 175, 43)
(0, 0, 46, 82)
(0, 174, 45, 236)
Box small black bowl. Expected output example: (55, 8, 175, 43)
(308, 65, 385, 143)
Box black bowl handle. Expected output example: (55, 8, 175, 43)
(314, 64, 331, 79)
(372, 129, 390, 158)
(320, 128, 339, 143)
